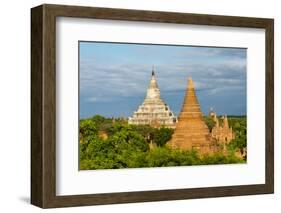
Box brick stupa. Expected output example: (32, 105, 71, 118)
(168, 77, 213, 153)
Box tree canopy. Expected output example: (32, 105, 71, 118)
(79, 115, 246, 170)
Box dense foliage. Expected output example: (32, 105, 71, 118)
(227, 116, 247, 160)
(79, 115, 246, 170)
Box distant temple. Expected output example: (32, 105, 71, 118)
(209, 109, 235, 144)
(168, 77, 235, 154)
(128, 69, 177, 128)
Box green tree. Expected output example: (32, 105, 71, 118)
(154, 127, 174, 147)
(79, 115, 247, 170)
(146, 147, 174, 167)
(79, 119, 97, 141)
(130, 125, 154, 142)
(91, 114, 106, 124)
(227, 117, 247, 159)
(204, 116, 216, 132)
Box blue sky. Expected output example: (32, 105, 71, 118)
(79, 41, 247, 118)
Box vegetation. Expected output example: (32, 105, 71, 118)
(204, 116, 216, 132)
(80, 115, 246, 170)
(227, 116, 247, 160)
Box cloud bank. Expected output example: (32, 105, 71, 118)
(79, 42, 246, 118)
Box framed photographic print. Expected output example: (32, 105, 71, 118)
(31, 4, 274, 208)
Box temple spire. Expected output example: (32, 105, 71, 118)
(181, 77, 200, 113)
(188, 77, 194, 89)
(223, 114, 229, 128)
(168, 76, 210, 151)
(146, 69, 160, 100)
(128, 68, 177, 128)
(152, 65, 155, 76)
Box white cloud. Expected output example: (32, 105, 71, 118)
(80, 48, 246, 102)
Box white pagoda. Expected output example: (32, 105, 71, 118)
(128, 69, 177, 128)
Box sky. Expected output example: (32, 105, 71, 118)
(79, 41, 247, 118)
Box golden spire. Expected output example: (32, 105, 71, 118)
(168, 76, 211, 151)
(223, 114, 229, 128)
(188, 77, 194, 89)
(181, 77, 200, 113)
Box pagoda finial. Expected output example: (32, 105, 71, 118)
(223, 114, 229, 128)
(152, 65, 155, 76)
(188, 77, 194, 89)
